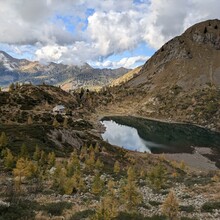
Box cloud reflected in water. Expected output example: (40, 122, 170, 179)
(101, 120, 151, 152)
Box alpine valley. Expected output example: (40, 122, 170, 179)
(0, 19, 220, 220)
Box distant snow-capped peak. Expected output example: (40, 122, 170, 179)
(0, 51, 19, 71)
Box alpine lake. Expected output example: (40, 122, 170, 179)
(101, 116, 220, 167)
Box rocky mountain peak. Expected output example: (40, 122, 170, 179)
(81, 62, 93, 70)
(112, 19, 220, 131)
(183, 19, 220, 49)
(0, 50, 20, 71)
(126, 19, 220, 91)
(0, 51, 129, 89)
(0, 50, 14, 60)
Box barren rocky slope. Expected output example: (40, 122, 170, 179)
(102, 19, 220, 131)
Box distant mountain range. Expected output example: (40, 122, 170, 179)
(0, 51, 129, 90)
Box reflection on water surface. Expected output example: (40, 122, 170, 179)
(101, 116, 220, 154)
(101, 120, 165, 152)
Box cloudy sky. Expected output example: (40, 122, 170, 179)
(0, 0, 219, 69)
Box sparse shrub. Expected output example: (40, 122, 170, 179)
(171, 85, 182, 95)
(206, 102, 218, 114)
(145, 216, 167, 220)
(181, 217, 198, 220)
(180, 205, 195, 213)
(149, 200, 162, 206)
(115, 212, 165, 220)
(0, 199, 38, 220)
(69, 209, 95, 220)
(201, 201, 220, 212)
(42, 201, 72, 216)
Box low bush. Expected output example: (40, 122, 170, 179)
(145, 215, 166, 220)
(180, 205, 195, 213)
(42, 201, 72, 216)
(0, 199, 39, 220)
(149, 200, 162, 206)
(114, 213, 166, 220)
(69, 209, 95, 220)
(181, 217, 198, 220)
(114, 212, 146, 220)
(201, 201, 220, 212)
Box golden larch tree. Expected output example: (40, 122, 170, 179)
(161, 190, 179, 220)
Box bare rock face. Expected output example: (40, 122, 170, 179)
(186, 19, 220, 49)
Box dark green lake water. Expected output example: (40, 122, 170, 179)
(101, 116, 220, 154)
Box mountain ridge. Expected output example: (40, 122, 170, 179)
(126, 19, 220, 90)
(0, 51, 130, 90)
(99, 19, 220, 131)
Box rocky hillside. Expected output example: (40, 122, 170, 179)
(0, 84, 105, 158)
(1, 86, 220, 220)
(0, 51, 129, 90)
(110, 66, 142, 87)
(127, 19, 220, 90)
(104, 19, 220, 131)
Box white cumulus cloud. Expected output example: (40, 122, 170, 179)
(87, 10, 143, 57)
(94, 56, 149, 69)
(1, 0, 220, 67)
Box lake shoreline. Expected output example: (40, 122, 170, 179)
(101, 114, 220, 134)
(100, 115, 220, 169)
(164, 150, 218, 171)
